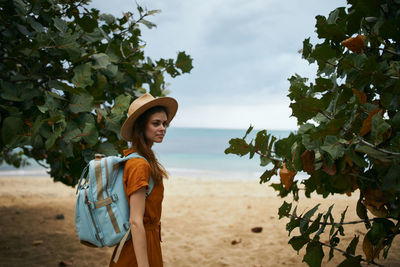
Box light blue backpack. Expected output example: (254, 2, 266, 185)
(75, 152, 154, 262)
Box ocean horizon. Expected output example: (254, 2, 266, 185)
(0, 127, 296, 181)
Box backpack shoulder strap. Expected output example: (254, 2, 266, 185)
(122, 152, 154, 197)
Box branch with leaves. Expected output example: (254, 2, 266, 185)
(0, 0, 193, 186)
(225, 1, 400, 266)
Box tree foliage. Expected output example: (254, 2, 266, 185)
(226, 0, 400, 265)
(0, 0, 192, 186)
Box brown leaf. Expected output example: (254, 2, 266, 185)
(32, 240, 43, 246)
(341, 34, 366, 54)
(322, 161, 336, 176)
(301, 150, 315, 174)
(231, 239, 242, 245)
(251, 227, 263, 233)
(279, 163, 297, 190)
(363, 235, 383, 262)
(352, 88, 367, 104)
(344, 155, 353, 167)
(360, 108, 381, 136)
(364, 203, 388, 218)
(59, 260, 73, 266)
(364, 188, 386, 209)
(95, 104, 102, 123)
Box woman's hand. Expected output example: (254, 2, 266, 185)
(129, 187, 149, 267)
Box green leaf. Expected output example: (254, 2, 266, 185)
(45, 128, 62, 150)
(27, 16, 44, 33)
(139, 19, 156, 29)
(356, 198, 368, 220)
(78, 14, 98, 32)
(289, 235, 309, 251)
(370, 113, 391, 146)
(315, 14, 346, 42)
(224, 138, 249, 156)
(300, 204, 320, 233)
(255, 130, 269, 154)
(72, 63, 94, 88)
(303, 204, 320, 221)
(345, 149, 368, 167)
(345, 235, 359, 256)
(382, 165, 400, 191)
(147, 9, 162, 16)
(278, 201, 292, 219)
(111, 95, 131, 115)
(91, 53, 111, 70)
(290, 97, 323, 124)
(82, 122, 98, 146)
(69, 94, 94, 113)
(97, 142, 118, 156)
(337, 256, 362, 267)
(259, 168, 277, 183)
(99, 14, 116, 25)
(275, 133, 297, 159)
(306, 214, 323, 235)
(302, 38, 314, 63)
(321, 135, 345, 160)
(303, 241, 324, 267)
(53, 17, 67, 32)
(243, 125, 253, 139)
(316, 205, 334, 236)
(1, 117, 23, 145)
(355, 145, 391, 162)
(63, 125, 82, 143)
(175, 51, 193, 73)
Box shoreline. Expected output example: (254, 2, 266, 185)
(0, 176, 399, 266)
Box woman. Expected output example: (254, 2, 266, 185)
(110, 93, 178, 267)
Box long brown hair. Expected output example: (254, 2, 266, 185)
(131, 106, 168, 183)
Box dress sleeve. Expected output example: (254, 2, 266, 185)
(123, 157, 151, 198)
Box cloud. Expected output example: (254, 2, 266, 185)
(89, 0, 347, 129)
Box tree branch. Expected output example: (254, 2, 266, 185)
(255, 150, 282, 163)
(318, 241, 385, 267)
(356, 136, 400, 156)
(286, 213, 375, 226)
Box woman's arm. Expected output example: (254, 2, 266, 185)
(129, 187, 149, 267)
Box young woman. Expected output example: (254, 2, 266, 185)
(110, 93, 178, 267)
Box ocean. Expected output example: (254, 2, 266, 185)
(0, 127, 292, 181)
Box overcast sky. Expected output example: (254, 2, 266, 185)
(90, 0, 347, 130)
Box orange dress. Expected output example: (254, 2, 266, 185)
(109, 149, 164, 267)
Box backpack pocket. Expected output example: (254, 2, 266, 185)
(75, 189, 104, 247)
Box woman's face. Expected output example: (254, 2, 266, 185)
(145, 111, 168, 145)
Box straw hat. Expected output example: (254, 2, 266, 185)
(120, 93, 178, 141)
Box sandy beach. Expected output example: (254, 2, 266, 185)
(0, 176, 399, 267)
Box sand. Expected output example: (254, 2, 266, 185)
(0, 176, 399, 267)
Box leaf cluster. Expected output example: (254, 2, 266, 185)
(226, 0, 400, 265)
(0, 0, 193, 185)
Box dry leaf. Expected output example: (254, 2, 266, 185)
(363, 235, 383, 262)
(251, 227, 263, 233)
(279, 163, 297, 190)
(341, 34, 366, 54)
(364, 203, 388, 218)
(301, 150, 315, 174)
(322, 161, 336, 176)
(59, 260, 73, 266)
(364, 188, 386, 209)
(231, 239, 242, 245)
(32, 240, 43, 246)
(360, 108, 381, 136)
(352, 88, 367, 104)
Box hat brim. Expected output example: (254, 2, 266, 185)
(120, 97, 178, 141)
